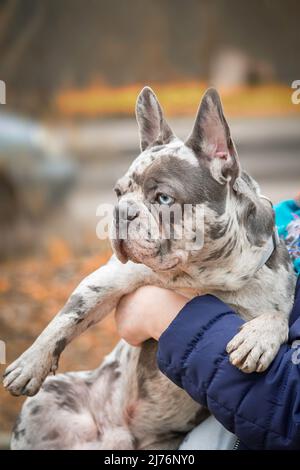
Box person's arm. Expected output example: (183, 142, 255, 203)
(116, 282, 300, 449)
(157, 278, 300, 450)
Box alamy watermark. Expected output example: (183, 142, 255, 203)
(0, 340, 6, 364)
(0, 80, 6, 104)
(96, 202, 205, 251)
(291, 340, 300, 365)
(291, 80, 300, 105)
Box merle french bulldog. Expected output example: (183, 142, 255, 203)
(3, 88, 296, 450)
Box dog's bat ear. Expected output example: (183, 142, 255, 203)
(135, 86, 175, 151)
(186, 88, 240, 184)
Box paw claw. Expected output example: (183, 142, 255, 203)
(226, 315, 286, 373)
(3, 367, 22, 388)
(226, 343, 234, 354)
(256, 363, 266, 373)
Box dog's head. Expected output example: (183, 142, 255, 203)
(111, 87, 240, 271)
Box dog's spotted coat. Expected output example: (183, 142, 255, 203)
(3, 87, 296, 449)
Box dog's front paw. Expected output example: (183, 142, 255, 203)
(226, 315, 288, 373)
(3, 347, 55, 396)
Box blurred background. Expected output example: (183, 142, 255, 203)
(0, 0, 299, 447)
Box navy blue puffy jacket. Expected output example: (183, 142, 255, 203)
(157, 277, 300, 450)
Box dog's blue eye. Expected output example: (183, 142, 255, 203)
(157, 194, 174, 205)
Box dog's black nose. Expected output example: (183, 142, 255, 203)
(114, 200, 140, 223)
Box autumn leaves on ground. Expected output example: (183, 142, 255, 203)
(0, 238, 117, 436)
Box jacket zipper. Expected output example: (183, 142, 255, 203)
(233, 438, 240, 450)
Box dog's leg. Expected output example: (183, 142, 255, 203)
(226, 312, 289, 373)
(3, 255, 155, 396)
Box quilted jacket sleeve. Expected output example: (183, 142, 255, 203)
(157, 279, 300, 450)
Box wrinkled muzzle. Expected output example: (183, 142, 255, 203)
(110, 200, 160, 265)
(110, 200, 189, 271)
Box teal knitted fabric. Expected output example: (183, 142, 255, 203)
(274, 199, 300, 274)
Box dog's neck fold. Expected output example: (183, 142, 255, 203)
(174, 184, 279, 292)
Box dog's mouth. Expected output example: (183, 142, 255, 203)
(112, 237, 158, 265)
(112, 237, 185, 272)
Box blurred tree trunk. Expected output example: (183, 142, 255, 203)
(0, 0, 19, 45)
(0, 1, 44, 78)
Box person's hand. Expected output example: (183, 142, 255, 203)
(115, 286, 188, 346)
